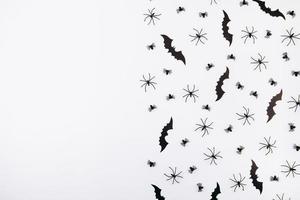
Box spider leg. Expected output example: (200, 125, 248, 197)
(243, 36, 248, 43)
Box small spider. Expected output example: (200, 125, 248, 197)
(203, 147, 223, 165)
(259, 136, 276, 155)
(227, 54, 236, 60)
(140, 73, 157, 92)
(293, 144, 300, 151)
(202, 104, 211, 111)
(250, 90, 258, 98)
(163, 68, 172, 75)
(236, 145, 244, 154)
(164, 167, 183, 184)
(182, 84, 199, 102)
(147, 160, 156, 167)
(199, 12, 208, 18)
(189, 28, 208, 45)
(239, 0, 248, 6)
(282, 52, 290, 61)
(195, 118, 214, 137)
(224, 124, 233, 133)
(288, 95, 300, 112)
(197, 183, 204, 192)
(273, 193, 291, 200)
(291, 70, 300, 77)
(236, 106, 255, 125)
(188, 166, 197, 174)
(269, 78, 277, 86)
(281, 160, 300, 177)
(210, 0, 218, 4)
(265, 30, 272, 38)
(148, 105, 157, 112)
(166, 94, 175, 101)
(288, 123, 296, 132)
(147, 43, 155, 50)
(250, 53, 268, 72)
(236, 82, 244, 90)
(287, 10, 296, 18)
(180, 138, 189, 147)
(281, 28, 300, 46)
(143, 8, 161, 25)
(206, 63, 214, 71)
(229, 173, 246, 192)
(176, 6, 185, 13)
(241, 26, 258, 44)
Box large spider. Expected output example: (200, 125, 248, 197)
(182, 84, 199, 102)
(203, 147, 223, 165)
(250, 53, 268, 72)
(281, 160, 300, 177)
(236, 106, 255, 125)
(164, 167, 183, 184)
(241, 26, 258, 44)
(143, 8, 161, 25)
(229, 173, 246, 192)
(288, 95, 300, 112)
(189, 28, 208, 45)
(273, 193, 291, 200)
(195, 118, 213, 137)
(281, 28, 300, 46)
(259, 136, 276, 155)
(140, 73, 157, 92)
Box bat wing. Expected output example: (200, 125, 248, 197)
(210, 182, 221, 200)
(161, 34, 186, 65)
(266, 90, 283, 122)
(252, 0, 285, 19)
(159, 117, 173, 152)
(215, 67, 230, 101)
(222, 11, 233, 46)
(250, 160, 263, 194)
(151, 184, 165, 200)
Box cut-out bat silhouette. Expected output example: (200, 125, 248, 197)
(161, 34, 186, 65)
(210, 182, 221, 200)
(252, 0, 285, 19)
(216, 67, 230, 101)
(222, 11, 233, 46)
(250, 160, 263, 194)
(151, 184, 165, 200)
(159, 117, 173, 152)
(266, 90, 283, 122)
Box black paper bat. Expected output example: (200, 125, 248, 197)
(161, 34, 186, 65)
(210, 182, 221, 200)
(151, 184, 165, 200)
(252, 0, 285, 19)
(222, 11, 233, 46)
(159, 117, 173, 152)
(266, 90, 283, 122)
(250, 160, 263, 194)
(215, 67, 230, 101)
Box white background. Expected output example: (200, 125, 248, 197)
(0, 0, 299, 199)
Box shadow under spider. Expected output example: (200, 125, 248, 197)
(195, 118, 213, 137)
(182, 84, 199, 102)
(164, 167, 183, 184)
(259, 136, 276, 155)
(236, 106, 255, 125)
(203, 147, 223, 165)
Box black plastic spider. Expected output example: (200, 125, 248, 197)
(195, 118, 213, 137)
(206, 63, 214, 71)
(241, 26, 258, 44)
(203, 147, 223, 165)
(143, 8, 161, 25)
(287, 10, 296, 18)
(288, 123, 296, 132)
(281, 160, 300, 177)
(224, 124, 233, 133)
(251, 53, 268, 72)
(281, 28, 300, 46)
(164, 167, 183, 184)
(265, 30, 272, 38)
(259, 136, 276, 155)
(230, 173, 246, 192)
(188, 166, 197, 174)
(176, 6, 185, 14)
(189, 28, 208, 45)
(140, 73, 157, 92)
(236, 106, 255, 125)
(288, 95, 300, 112)
(182, 84, 199, 102)
(282, 52, 290, 61)
(273, 193, 291, 200)
(197, 183, 204, 192)
(180, 138, 189, 147)
(202, 104, 211, 111)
